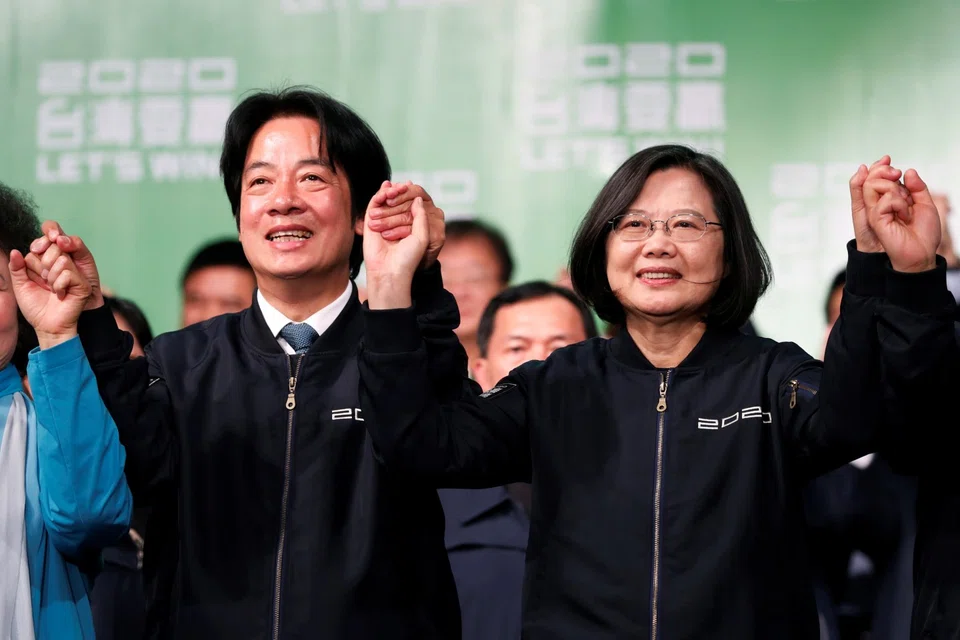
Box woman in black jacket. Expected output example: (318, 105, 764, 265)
(358, 146, 953, 639)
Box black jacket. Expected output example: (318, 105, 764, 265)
(358, 245, 941, 639)
(77, 268, 463, 640)
(875, 260, 960, 639)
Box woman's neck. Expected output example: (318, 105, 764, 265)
(624, 315, 707, 369)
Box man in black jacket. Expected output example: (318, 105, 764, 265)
(27, 88, 465, 639)
(863, 164, 960, 638)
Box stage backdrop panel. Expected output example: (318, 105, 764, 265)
(4, 0, 959, 354)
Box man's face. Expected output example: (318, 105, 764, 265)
(181, 265, 256, 327)
(439, 236, 506, 342)
(238, 116, 358, 286)
(472, 295, 589, 391)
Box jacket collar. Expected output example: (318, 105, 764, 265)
(0, 363, 23, 397)
(609, 322, 741, 371)
(256, 282, 353, 344)
(240, 282, 363, 356)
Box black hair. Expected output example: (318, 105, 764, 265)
(569, 145, 773, 329)
(181, 239, 252, 287)
(825, 269, 846, 323)
(0, 183, 42, 376)
(104, 295, 154, 352)
(219, 86, 390, 278)
(476, 280, 598, 357)
(446, 219, 515, 284)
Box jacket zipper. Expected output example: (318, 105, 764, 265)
(272, 354, 303, 640)
(651, 369, 671, 640)
(788, 379, 817, 409)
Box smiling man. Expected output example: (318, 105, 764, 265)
(33, 87, 465, 639)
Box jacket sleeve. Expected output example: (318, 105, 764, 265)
(78, 304, 177, 505)
(27, 335, 133, 557)
(779, 241, 889, 480)
(875, 256, 960, 474)
(412, 262, 474, 402)
(359, 305, 531, 488)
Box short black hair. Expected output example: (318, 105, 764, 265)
(446, 219, 515, 284)
(181, 239, 252, 288)
(825, 269, 846, 323)
(219, 86, 390, 278)
(104, 295, 154, 352)
(569, 145, 772, 329)
(477, 280, 598, 357)
(0, 183, 42, 376)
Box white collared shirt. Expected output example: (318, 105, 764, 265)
(256, 282, 353, 355)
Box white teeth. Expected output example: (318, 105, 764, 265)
(268, 230, 313, 242)
(642, 272, 680, 279)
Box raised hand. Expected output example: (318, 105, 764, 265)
(849, 156, 894, 253)
(863, 164, 941, 273)
(365, 181, 445, 269)
(363, 183, 431, 309)
(9, 247, 91, 348)
(30, 220, 105, 310)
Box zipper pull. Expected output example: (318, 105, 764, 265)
(285, 375, 297, 411)
(657, 373, 667, 413)
(789, 379, 798, 409)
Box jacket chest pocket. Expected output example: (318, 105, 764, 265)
(663, 398, 774, 516)
(294, 358, 364, 433)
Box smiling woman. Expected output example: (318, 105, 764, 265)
(569, 145, 771, 340)
(358, 144, 955, 638)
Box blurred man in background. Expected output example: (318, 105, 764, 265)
(439, 220, 514, 366)
(180, 239, 256, 327)
(438, 281, 597, 640)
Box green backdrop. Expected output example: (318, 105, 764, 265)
(4, 0, 959, 355)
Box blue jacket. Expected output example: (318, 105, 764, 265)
(0, 335, 133, 639)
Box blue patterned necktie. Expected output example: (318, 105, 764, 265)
(279, 322, 319, 355)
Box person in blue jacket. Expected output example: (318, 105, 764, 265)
(0, 182, 133, 639)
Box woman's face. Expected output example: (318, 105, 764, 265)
(0, 253, 20, 370)
(605, 168, 725, 324)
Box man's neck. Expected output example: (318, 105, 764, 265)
(625, 314, 707, 369)
(257, 271, 350, 322)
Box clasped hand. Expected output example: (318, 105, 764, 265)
(9, 221, 101, 348)
(850, 156, 941, 272)
(363, 180, 445, 309)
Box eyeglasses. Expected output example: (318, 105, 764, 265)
(608, 212, 722, 243)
